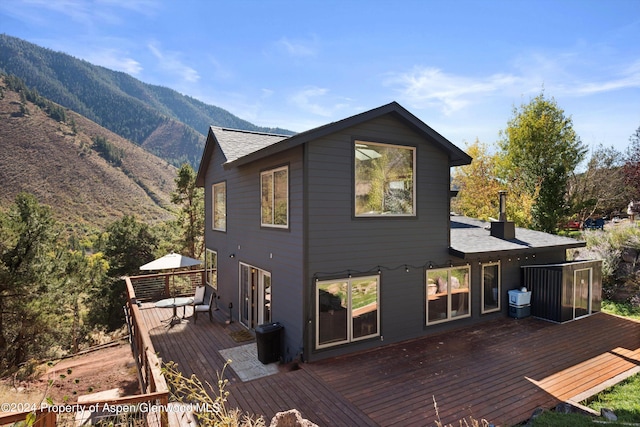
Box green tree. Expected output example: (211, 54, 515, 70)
(55, 250, 108, 353)
(171, 164, 204, 259)
(499, 93, 586, 233)
(452, 140, 534, 227)
(92, 215, 158, 329)
(0, 194, 59, 371)
(568, 145, 630, 220)
(624, 126, 640, 201)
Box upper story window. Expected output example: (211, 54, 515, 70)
(212, 181, 226, 231)
(261, 166, 288, 228)
(354, 141, 416, 216)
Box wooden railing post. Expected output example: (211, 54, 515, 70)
(33, 411, 56, 427)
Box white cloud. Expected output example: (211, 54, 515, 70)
(289, 87, 350, 117)
(276, 37, 317, 57)
(386, 67, 523, 115)
(148, 43, 199, 83)
(85, 48, 142, 75)
(572, 60, 640, 96)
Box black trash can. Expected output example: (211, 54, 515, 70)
(255, 322, 283, 364)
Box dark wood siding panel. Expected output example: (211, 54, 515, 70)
(305, 115, 453, 360)
(204, 145, 305, 362)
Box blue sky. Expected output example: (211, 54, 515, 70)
(1, 0, 639, 156)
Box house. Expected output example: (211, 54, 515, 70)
(195, 102, 602, 363)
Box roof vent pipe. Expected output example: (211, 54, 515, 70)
(491, 191, 516, 240)
(499, 190, 508, 222)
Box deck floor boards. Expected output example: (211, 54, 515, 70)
(138, 306, 640, 427)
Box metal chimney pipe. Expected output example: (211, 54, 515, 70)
(499, 191, 507, 222)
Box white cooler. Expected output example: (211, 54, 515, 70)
(508, 289, 531, 307)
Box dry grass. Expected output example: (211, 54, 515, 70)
(433, 396, 491, 427)
(0, 382, 44, 407)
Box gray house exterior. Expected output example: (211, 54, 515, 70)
(196, 102, 601, 363)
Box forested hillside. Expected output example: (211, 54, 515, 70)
(0, 34, 293, 168)
(0, 75, 177, 231)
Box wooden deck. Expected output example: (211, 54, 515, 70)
(139, 305, 639, 426)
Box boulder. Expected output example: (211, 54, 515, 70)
(621, 246, 639, 264)
(601, 408, 617, 421)
(269, 409, 318, 427)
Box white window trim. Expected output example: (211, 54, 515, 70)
(315, 275, 380, 350)
(426, 266, 471, 325)
(481, 261, 501, 314)
(260, 166, 289, 228)
(205, 249, 218, 291)
(573, 267, 593, 319)
(354, 140, 416, 217)
(212, 181, 226, 232)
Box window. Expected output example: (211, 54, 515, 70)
(316, 275, 380, 349)
(205, 249, 217, 291)
(482, 262, 500, 313)
(212, 182, 226, 231)
(426, 266, 470, 324)
(355, 141, 415, 216)
(261, 166, 288, 228)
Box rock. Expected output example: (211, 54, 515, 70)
(530, 408, 545, 419)
(555, 403, 574, 414)
(269, 409, 318, 427)
(621, 247, 639, 264)
(601, 408, 617, 421)
(521, 408, 545, 427)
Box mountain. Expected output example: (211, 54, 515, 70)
(0, 75, 177, 231)
(0, 34, 293, 168)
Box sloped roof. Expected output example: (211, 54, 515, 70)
(195, 127, 288, 186)
(449, 215, 585, 259)
(212, 127, 288, 164)
(196, 101, 472, 186)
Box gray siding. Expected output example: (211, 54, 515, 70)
(204, 143, 305, 362)
(201, 113, 580, 364)
(305, 116, 453, 360)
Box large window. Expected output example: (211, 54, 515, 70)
(261, 166, 288, 228)
(355, 141, 415, 216)
(205, 249, 217, 291)
(482, 262, 500, 313)
(316, 275, 380, 349)
(212, 182, 226, 231)
(426, 266, 470, 324)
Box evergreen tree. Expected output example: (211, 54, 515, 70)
(0, 194, 59, 371)
(91, 215, 158, 329)
(171, 164, 204, 259)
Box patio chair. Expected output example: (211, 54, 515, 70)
(193, 285, 206, 305)
(193, 290, 213, 323)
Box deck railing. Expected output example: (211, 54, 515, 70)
(129, 269, 205, 302)
(0, 273, 184, 427)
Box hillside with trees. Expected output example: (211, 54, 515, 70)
(0, 75, 177, 232)
(0, 34, 294, 168)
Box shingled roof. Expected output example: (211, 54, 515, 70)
(449, 215, 585, 259)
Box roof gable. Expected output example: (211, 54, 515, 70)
(196, 101, 472, 186)
(195, 127, 287, 185)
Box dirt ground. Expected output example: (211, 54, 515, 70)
(1, 341, 140, 406)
